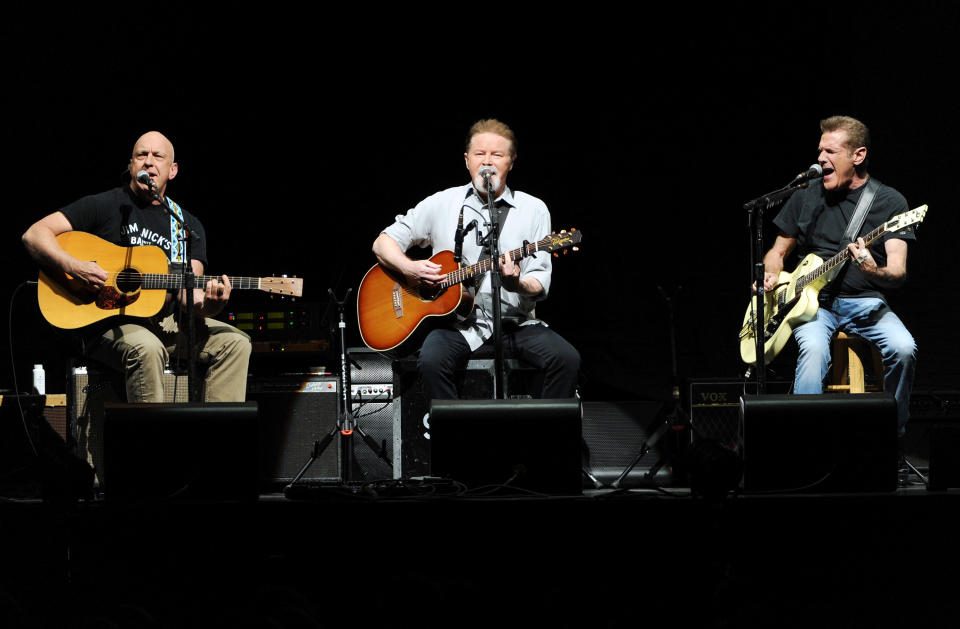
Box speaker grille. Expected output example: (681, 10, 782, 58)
(247, 375, 339, 485)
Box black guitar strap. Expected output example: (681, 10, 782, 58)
(843, 177, 880, 243)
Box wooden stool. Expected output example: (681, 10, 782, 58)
(825, 331, 884, 394)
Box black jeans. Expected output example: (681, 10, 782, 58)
(418, 324, 580, 400)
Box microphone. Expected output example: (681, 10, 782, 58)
(478, 165, 495, 181)
(135, 170, 155, 187)
(789, 163, 823, 186)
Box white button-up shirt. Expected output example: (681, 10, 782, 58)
(382, 184, 553, 350)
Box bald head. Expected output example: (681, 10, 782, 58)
(128, 131, 178, 202)
(132, 131, 175, 162)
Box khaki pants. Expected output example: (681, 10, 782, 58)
(86, 314, 252, 402)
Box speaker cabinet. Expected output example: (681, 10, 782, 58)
(102, 402, 259, 501)
(429, 398, 583, 494)
(247, 375, 340, 487)
(928, 422, 960, 490)
(580, 400, 667, 486)
(69, 365, 192, 485)
(689, 379, 791, 451)
(393, 361, 431, 479)
(741, 393, 898, 493)
(1, 394, 94, 499)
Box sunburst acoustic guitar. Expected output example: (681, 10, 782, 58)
(37, 231, 303, 329)
(357, 229, 582, 352)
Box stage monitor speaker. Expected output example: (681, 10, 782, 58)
(429, 398, 582, 495)
(741, 393, 898, 493)
(102, 402, 259, 501)
(927, 422, 960, 490)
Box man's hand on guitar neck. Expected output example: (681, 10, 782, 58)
(499, 255, 543, 296)
(178, 275, 232, 318)
(847, 238, 876, 273)
(847, 236, 908, 288)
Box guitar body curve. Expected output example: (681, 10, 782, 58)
(356, 250, 471, 352)
(739, 253, 828, 365)
(38, 231, 169, 329)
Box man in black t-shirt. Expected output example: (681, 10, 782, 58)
(762, 115, 917, 436)
(22, 131, 251, 403)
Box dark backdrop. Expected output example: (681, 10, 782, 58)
(4, 6, 957, 401)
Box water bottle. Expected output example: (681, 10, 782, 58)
(32, 364, 45, 395)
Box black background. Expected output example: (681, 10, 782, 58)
(4, 5, 958, 400)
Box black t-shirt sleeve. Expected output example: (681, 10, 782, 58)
(875, 187, 916, 245)
(184, 212, 208, 269)
(60, 189, 128, 243)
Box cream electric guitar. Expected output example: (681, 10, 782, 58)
(739, 205, 927, 366)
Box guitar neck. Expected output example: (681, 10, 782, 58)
(440, 241, 538, 289)
(141, 274, 263, 291)
(798, 222, 888, 289)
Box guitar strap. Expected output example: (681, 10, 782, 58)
(842, 177, 880, 243)
(166, 197, 186, 264)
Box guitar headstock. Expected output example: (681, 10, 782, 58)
(543, 228, 582, 257)
(262, 276, 304, 297)
(886, 205, 928, 232)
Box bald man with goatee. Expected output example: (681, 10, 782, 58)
(23, 131, 251, 404)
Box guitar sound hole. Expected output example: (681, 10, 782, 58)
(116, 268, 143, 293)
(419, 286, 445, 301)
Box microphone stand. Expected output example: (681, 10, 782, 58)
(483, 173, 506, 400)
(148, 182, 200, 402)
(283, 288, 392, 494)
(742, 181, 810, 395)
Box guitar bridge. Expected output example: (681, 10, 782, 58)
(392, 283, 403, 319)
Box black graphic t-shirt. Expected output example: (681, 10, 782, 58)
(60, 185, 208, 268)
(773, 179, 915, 300)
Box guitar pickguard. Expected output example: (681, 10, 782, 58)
(94, 286, 141, 311)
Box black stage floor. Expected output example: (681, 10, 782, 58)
(2, 477, 958, 629)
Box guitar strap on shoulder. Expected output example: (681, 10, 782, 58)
(842, 177, 880, 243)
(166, 197, 186, 264)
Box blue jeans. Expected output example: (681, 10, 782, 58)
(793, 297, 917, 434)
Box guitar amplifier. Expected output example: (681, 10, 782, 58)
(688, 379, 791, 451)
(247, 374, 340, 486)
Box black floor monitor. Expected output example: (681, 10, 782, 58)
(102, 402, 260, 501)
(741, 393, 898, 493)
(429, 398, 582, 495)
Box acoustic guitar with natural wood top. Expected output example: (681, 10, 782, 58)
(37, 231, 303, 329)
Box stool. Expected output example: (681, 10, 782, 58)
(825, 332, 884, 394)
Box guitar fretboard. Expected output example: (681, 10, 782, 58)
(120, 273, 262, 291)
(440, 238, 547, 288)
(795, 222, 888, 293)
